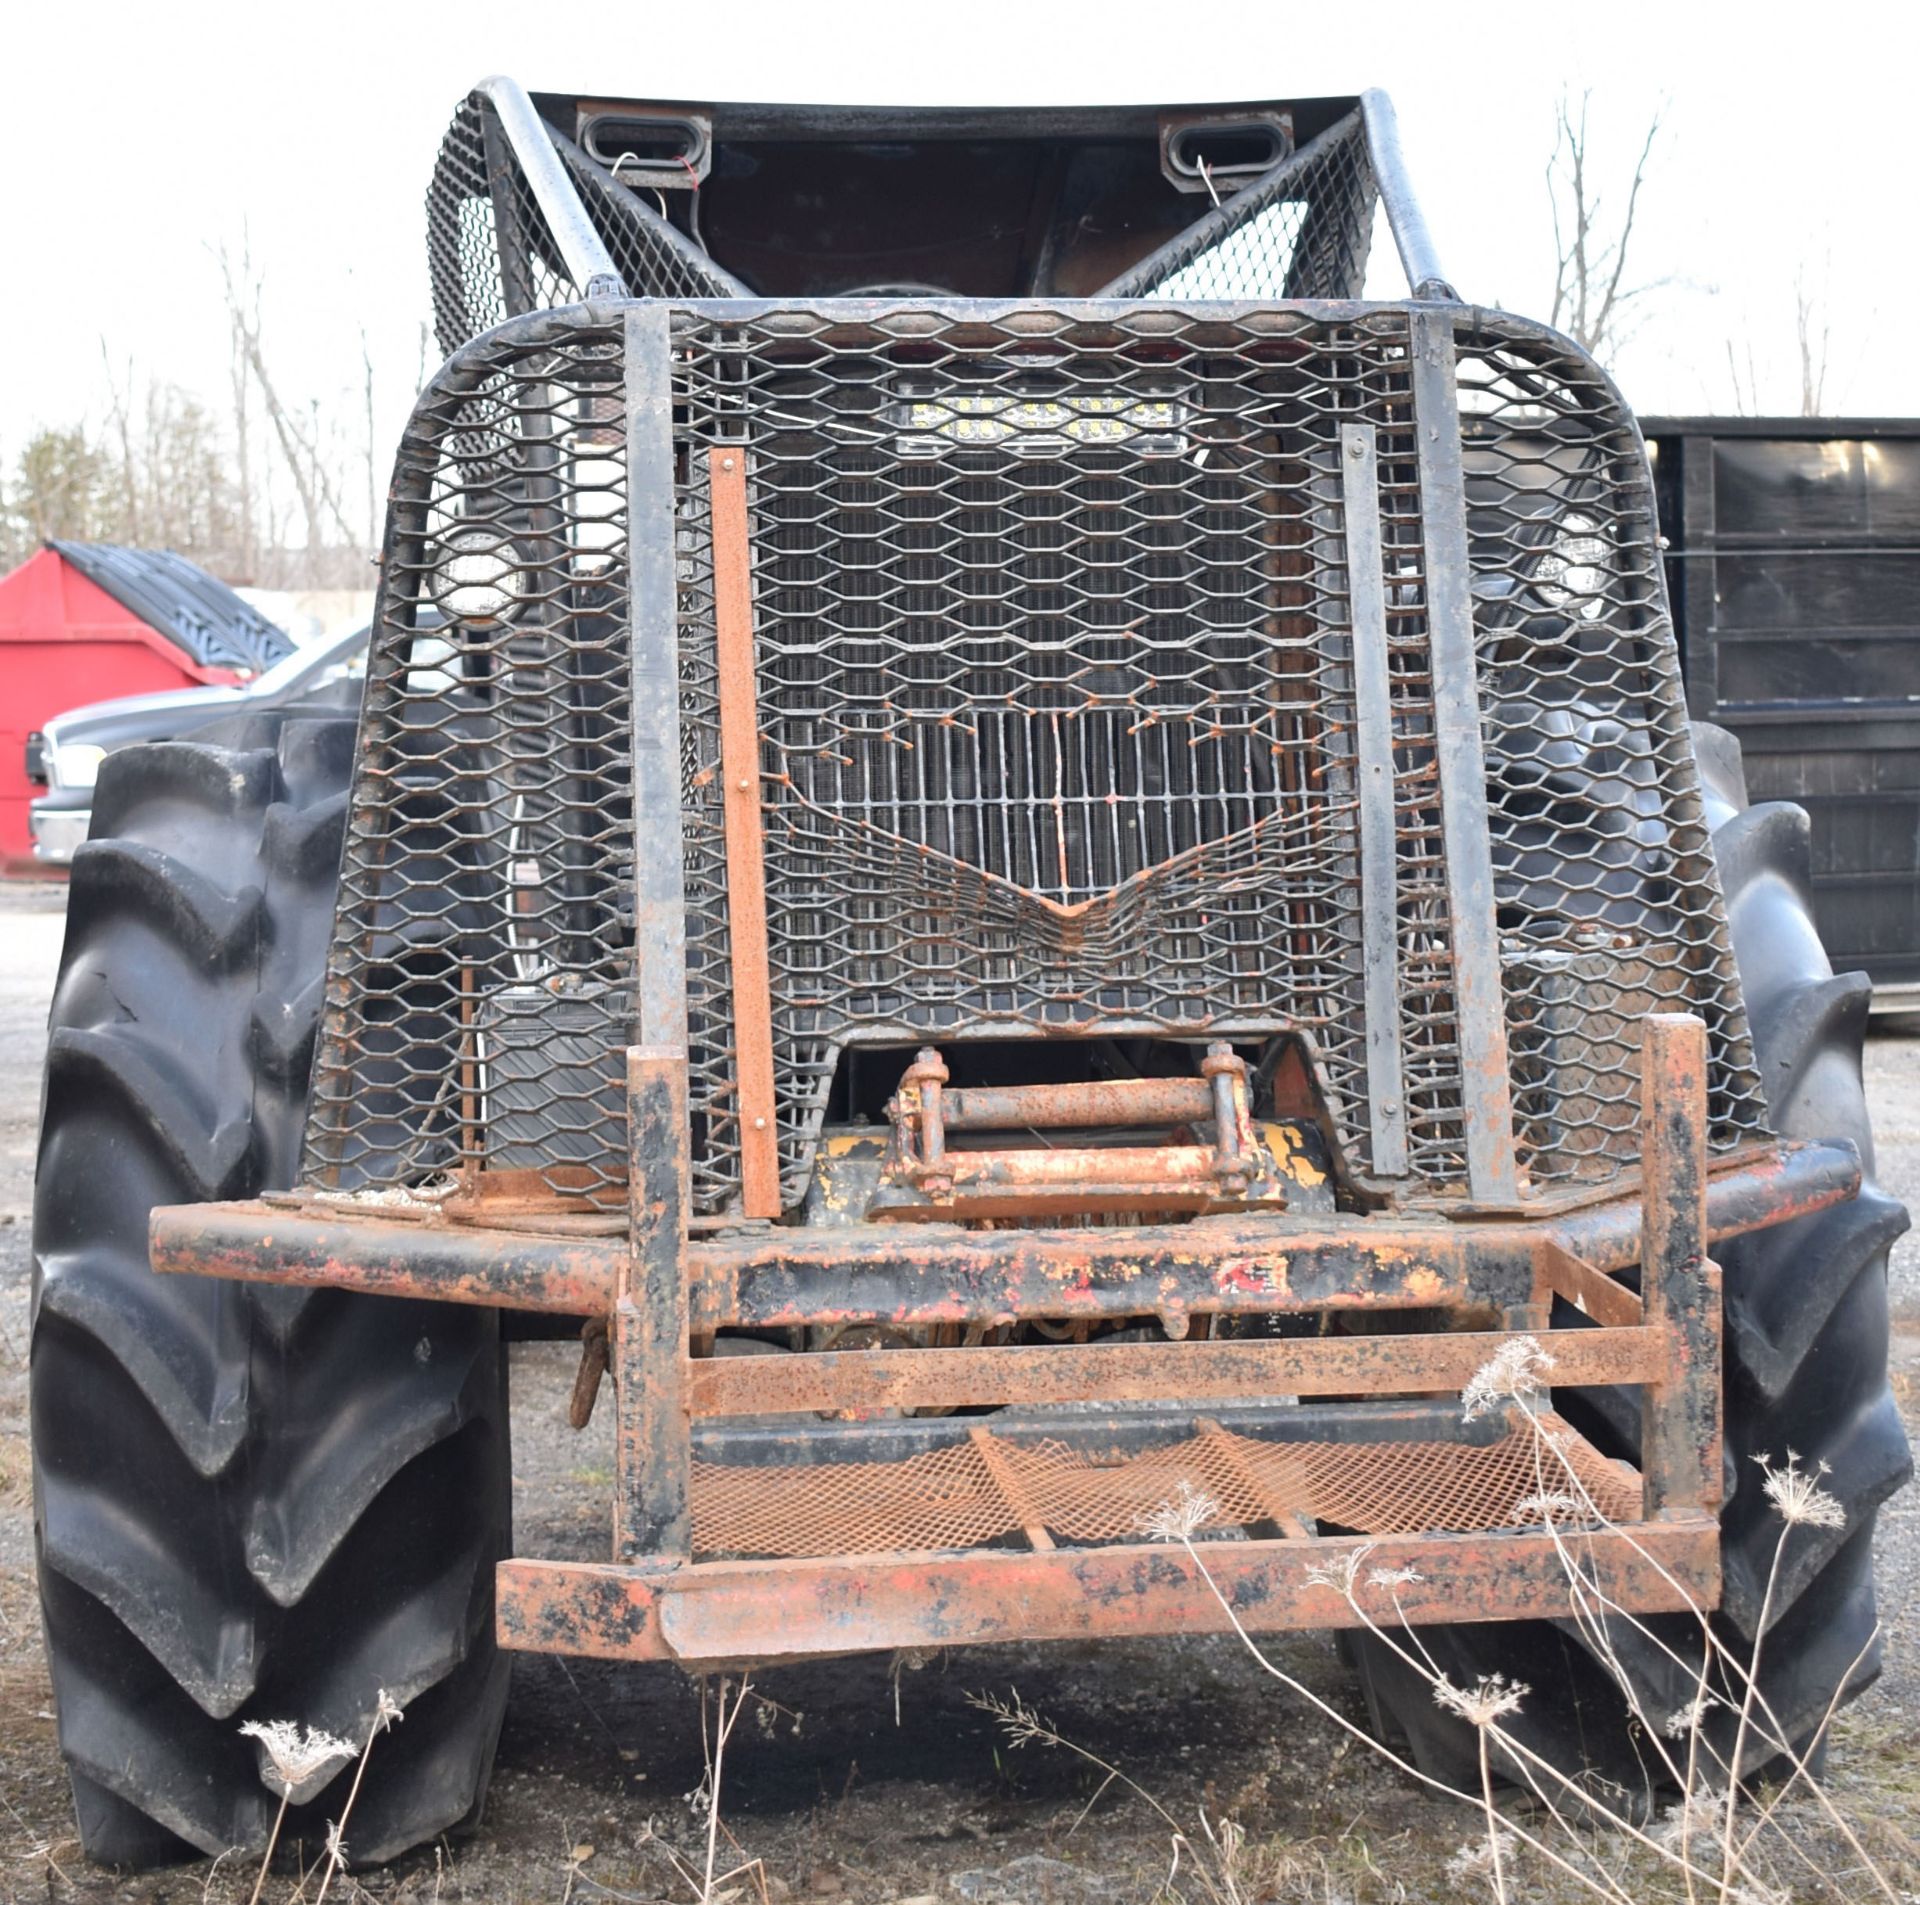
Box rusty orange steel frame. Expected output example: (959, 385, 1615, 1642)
(151, 1014, 1864, 1671)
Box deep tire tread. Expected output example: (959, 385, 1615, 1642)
(67, 838, 264, 968)
(1350, 724, 1910, 1789)
(31, 720, 511, 1865)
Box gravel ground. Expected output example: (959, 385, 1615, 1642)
(1867, 1019, 1920, 1314)
(2, 875, 1918, 1904)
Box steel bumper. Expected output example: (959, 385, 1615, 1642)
(495, 1522, 1722, 1669)
(148, 1019, 1857, 1666)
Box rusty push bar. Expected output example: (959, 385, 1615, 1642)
(684, 1325, 1667, 1417)
(490, 1012, 1728, 1660)
(494, 1522, 1721, 1668)
(154, 1136, 1858, 1324)
(146, 1015, 1779, 1665)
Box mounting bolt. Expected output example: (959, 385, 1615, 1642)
(568, 1318, 611, 1431)
(737, 776, 752, 791)
(753, 1116, 768, 1130)
(721, 455, 736, 471)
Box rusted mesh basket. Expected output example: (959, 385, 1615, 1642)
(690, 1418, 1640, 1560)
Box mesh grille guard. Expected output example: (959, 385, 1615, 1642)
(301, 297, 1766, 1216)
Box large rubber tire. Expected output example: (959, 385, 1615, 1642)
(1348, 723, 1912, 1797)
(30, 713, 512, 1866)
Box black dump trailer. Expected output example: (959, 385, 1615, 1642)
(1646, 418, 1920, 1010)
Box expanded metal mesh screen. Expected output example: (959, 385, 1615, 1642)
(303, 299, 1767, 1212)
(426, 93, 743, 358)
(425, 90, 1375, 363)
(691, 1417, 1642, 1560)
(1454, 320, 1770, 1173)
(304, 313, 636, 1199)
(674, 305, 1449, 1206)
(1104, 108, 1376, 301)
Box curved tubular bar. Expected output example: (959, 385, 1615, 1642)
(475, 74, 626, 299)
(1360, 89, 1457, 301)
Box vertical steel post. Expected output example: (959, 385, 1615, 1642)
(1638, 1012, 1722, 1521)
(616, 304, 694, 1562)
(1340, 422, 1410, 1178)
(626, 304, 688, 1055)
(618, 1047, 692, 1560)
(1409, 307, 1520, 1205)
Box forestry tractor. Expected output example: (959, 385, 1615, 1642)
(30, 75, 1909, 1861)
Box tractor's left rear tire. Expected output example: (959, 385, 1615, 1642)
(31, 712, 512, 1867)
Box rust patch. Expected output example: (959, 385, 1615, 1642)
(686, 1325, 1664, 1417)
(494, 1520, 1721, 1668)
(709, 448, 782, 1219)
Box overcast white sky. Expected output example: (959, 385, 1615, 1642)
(2, 0, 1914, 478)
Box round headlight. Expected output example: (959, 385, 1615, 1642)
(441, 525, 522, 624)
(50, 742, 108, 790)
(1534, 510, 1611, 620)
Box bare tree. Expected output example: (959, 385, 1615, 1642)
(1548, 90, 1665, 366)
(138, 383, 242, 559)
(100, 348, 142, 546)
(216, 243, 368, 585)
(2, 232, 384, 589)
(226, 230, 261, 581)
(2, 392, 241, 574)
(1795, 268, 1830, 417)
(1724, 337, 1762, 418)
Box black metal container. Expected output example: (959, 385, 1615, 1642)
(1646, 417, 1920, 1009)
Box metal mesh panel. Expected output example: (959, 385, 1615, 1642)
(426, 97, 525, 358)
(1456, 322, 1770, 1179)
(673, 305, 1450, 1207)
(1103, 110, 1376, 301)
(304, 299, 1768, 1213)
(691, 1417, 1641, 1560)
(304, 311, 636, 1199)
(426, 93, 743, 357)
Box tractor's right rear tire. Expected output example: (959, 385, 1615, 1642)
(31, 714, 512, 1866)
(1346, 722, 1911, 1799)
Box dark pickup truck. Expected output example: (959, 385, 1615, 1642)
(25, 621, 367, 863)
